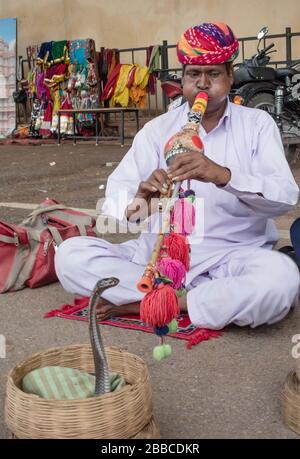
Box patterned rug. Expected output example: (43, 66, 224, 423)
(45, 297, 222, 349)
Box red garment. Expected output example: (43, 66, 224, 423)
(146, 45, 156, 96)
(126, 66, 136, 88)
(101, 63, 122, 101)
(39, 102, 53, 137)
(45, 63, 67, 79)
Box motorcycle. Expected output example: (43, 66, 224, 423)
(160, 74, 185, 111)
(230, 26, 300, 161)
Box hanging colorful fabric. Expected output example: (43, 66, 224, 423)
(60, 95, 73, 135)
(39, 101, 53, 137)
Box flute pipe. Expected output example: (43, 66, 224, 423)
(137, 181, 182, 293)
(148, 181, 182, 267)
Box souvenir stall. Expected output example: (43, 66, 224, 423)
(15, 42, 161, 141)
(27, 39, 100, 138)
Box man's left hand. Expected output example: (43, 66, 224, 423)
(168, 151, 231, 187)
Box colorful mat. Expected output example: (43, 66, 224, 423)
(45, 297, 222, 349)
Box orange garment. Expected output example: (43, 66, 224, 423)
(130, 66, 149, 108)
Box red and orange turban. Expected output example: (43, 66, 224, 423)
(177, 22, 239, 65)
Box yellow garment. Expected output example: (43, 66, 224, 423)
(134, 66, 149, 89)
(53, 89, 60, 114)
(111, 64, 150, 108)
(28, 69, 36, 98)
(111, 64, 134, 107)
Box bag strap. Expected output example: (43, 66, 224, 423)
(76, 223, 87, 236)
(47, 227, 63, 246)
(0, 234, 19, 245)
(23, 205, 93, 234)
(3, 244, 31, 292)
(9, 230, 42, 291)
(47, 224, 87, 247)
(22, 204, 68, 225)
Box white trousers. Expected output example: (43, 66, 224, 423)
(55, 236, 300, 330)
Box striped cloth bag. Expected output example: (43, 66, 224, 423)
(22, 366, 126, 400)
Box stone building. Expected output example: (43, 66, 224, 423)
(0, 37, 15, 137)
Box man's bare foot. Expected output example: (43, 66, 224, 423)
(96, 294, 188, 321)
(96, 299, 140, 321)
(178, 295, 188, 312)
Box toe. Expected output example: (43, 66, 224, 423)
(96, 304, 112, 321)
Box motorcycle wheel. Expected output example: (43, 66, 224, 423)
(247, 92, 275, 113)
(247, 93, 300, 163)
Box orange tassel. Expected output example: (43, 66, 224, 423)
(140, 283, 180, 328)
(163, 233, 190, 271)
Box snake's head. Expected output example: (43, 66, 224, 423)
(96, 277, 120, 290)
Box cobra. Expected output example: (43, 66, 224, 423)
(88, 277, 120, 395)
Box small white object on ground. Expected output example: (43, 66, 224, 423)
(105, 161, 119, 167)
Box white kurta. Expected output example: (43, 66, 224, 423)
(55, 101, 300, 329)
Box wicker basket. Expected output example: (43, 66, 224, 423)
(5, 344, 159, 439)
(296, 358, 300, 382)
(281, 367, 300, 436)
(11, 417, 160, 440)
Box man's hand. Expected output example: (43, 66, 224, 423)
(125, 169, 171, 222)
(168, 151, 231, 187)
(135, 169, 172, 200)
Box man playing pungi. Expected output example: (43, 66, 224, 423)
(55, 22, 300, 330)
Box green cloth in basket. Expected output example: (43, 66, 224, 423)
(22, 366, 126, 400)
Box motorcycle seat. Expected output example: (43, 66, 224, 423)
(247, 66, 276, 80)
(234, 65, 276, 86)
(274, 68, 297, 78)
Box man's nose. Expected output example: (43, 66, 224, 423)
(196, 74, 210, 89)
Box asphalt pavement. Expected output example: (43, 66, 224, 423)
(0, 142, 300, 439)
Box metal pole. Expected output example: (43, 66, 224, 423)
(286, 27, 292, 66)
(57, 112, 61, 145)
(161, 40, 169, 112)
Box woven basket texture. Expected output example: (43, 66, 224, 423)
(5, 345, 157, 439)
(281, 367, 300, 436)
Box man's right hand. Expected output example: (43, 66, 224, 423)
(136, 169, 171, 200)
(126, 169, 171, 222)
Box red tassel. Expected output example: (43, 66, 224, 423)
(163, 233, 190, 271)
(186, 329, 221, 349)
(140, 284, 180, 327)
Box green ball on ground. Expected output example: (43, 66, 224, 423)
(153, 346, 165, 361)
(153, 344, 172, 361)
(163, 344, 172, 357)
